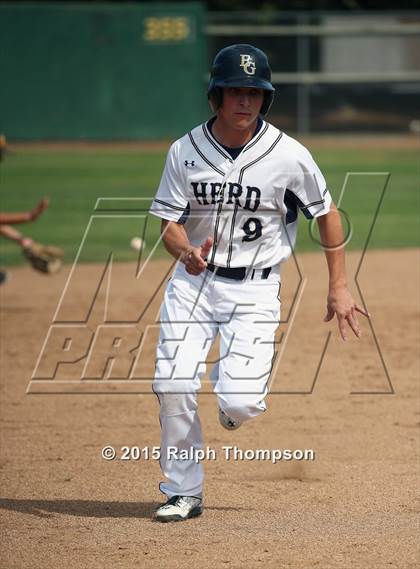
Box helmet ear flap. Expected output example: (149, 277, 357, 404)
(261, 91, 274, 116)
(208, 87, 223, 112)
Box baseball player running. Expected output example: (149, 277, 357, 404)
(149, 44, 369, 522)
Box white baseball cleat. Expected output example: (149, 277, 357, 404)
(155, 495, 203, 522)
(219, 408, 242, 431)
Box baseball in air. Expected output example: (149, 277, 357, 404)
(130, 237, 144, 251)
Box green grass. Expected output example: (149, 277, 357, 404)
(0, 144, 418, 266)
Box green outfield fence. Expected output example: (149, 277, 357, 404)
(0, 2, 207, 140)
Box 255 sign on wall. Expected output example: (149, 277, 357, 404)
(143, 16, 194, 43)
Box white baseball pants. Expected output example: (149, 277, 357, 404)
(153, 263, 280, 498)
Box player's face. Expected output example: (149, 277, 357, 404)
(219, 87, 264, 130)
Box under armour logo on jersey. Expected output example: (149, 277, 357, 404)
(184, 160, 195, 168)
(239, 54, 256, 75)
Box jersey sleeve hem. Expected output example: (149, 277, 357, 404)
(149, 200, 185, 223)
(301, 187, 332, 219)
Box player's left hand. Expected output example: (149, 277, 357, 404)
(324, 286, 370, 341)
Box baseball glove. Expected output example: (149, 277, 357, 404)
(23, 242, 64, 274)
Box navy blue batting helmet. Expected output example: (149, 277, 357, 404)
(208, 44, 275, 116)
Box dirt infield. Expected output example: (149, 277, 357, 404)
(1, 249, 419, 569)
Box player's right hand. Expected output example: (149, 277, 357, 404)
(30, 197, 49, 221)
(183, 236, 213, 275)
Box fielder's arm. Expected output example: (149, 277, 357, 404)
(0, 224, 32, 247)
(160, 219, 213, 276)
(316, 203, 370, 341)
(0, 197, 49, 225)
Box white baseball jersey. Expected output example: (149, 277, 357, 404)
(150, 120, 332, 268)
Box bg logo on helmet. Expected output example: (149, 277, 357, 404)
(239, 54, 256, 75)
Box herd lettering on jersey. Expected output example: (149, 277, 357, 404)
(191, 181, 261, 212)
